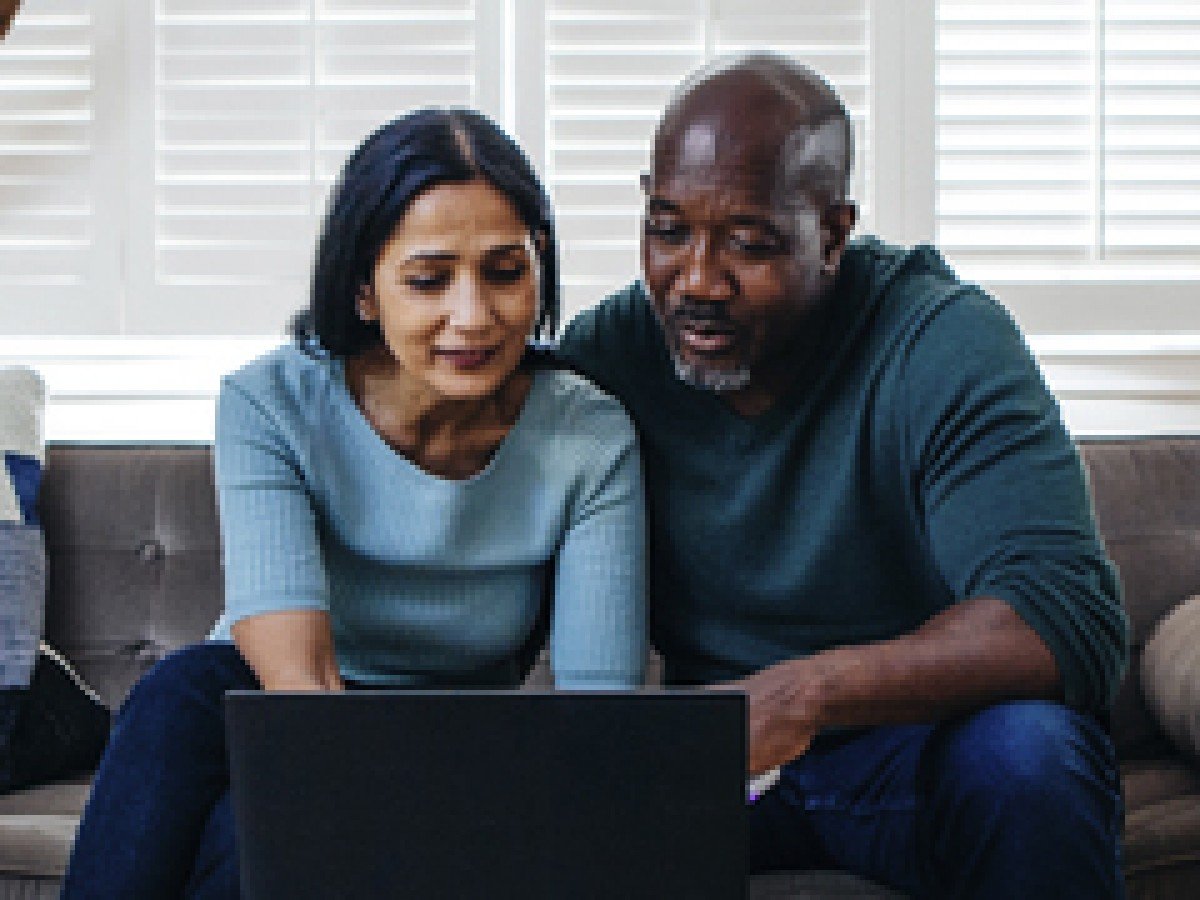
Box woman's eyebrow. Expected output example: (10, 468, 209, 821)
(484, 242, 530, 256)
(402, 251, 458, 264)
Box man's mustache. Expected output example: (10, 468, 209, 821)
(669, 300, 737, 330)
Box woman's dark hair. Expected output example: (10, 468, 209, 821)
(292, 108, 559, 356)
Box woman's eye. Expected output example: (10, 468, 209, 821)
(644, 218, 685, 243)
(486, 262, 528, 284)
(405, 273, 449, 291)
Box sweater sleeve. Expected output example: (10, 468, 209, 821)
(549, 400, 648, 690)
(214, 376, 330, 627)
(894, 291, 1129, 714)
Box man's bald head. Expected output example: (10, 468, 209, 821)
(651, 55, 853, 208)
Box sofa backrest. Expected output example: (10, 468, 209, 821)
(40, 446, 221, 710)
(38, 439, 1200, 758)
(1077, 439, 1200, 757)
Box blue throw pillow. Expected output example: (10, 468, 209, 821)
(0, 367, 45, 691)
(0, 368, 109, 791)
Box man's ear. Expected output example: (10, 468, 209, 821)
(639, 171, 652, 195)
(0, 0, 22, 40)
(822, 202, 858, 267)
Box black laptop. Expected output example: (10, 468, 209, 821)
(225, 690, 746, 900)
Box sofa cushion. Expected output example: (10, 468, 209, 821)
(747, 870, 901, 897)
(0, 777, 87, 879)
(1122, 758, 1200, 881)
(1141, 595, 1200, 764)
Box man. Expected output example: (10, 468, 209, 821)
(557, 55, 1128, 898)
(0, 1, 19, 40)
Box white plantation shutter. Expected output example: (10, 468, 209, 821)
(1104, 1, 1200, 267)
(0, 0, 121, 334)
(0, 1, 1199, 438)
(127, 0, 487, 335)
(545, 0, 873, 319)
(935, 0, 1200, 281)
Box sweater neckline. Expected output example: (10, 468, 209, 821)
(327, 358, 547, 487)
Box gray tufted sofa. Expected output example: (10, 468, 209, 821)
(1, 439, 1199, 898)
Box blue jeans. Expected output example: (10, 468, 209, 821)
(749, 702, 1125, 898)
(63, 642, 1124, 899)
(61, 643, 254, 899)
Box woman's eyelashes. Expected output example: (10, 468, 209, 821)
(405, 272, 451, 291)
(402, 261, 529, 293)
(483, 260, 528, 284)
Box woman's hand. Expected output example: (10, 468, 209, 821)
(231, 609, 344, 692)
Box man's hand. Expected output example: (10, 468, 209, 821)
(713, 658, 826, 776)
(712, 597, 1063, 776)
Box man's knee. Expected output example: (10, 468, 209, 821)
(923, 700, 1117, 818)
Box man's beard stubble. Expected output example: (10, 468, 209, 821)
(655, 294, 752, 393)
(671, 352, 751, 392)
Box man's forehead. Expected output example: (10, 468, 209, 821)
(651, 116, 835, 206)
(648, 160, 823, 217)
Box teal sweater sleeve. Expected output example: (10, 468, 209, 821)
(550, 396, 647, 689)
(892, 290, 1130, 713)
(214, 377, 331, 622)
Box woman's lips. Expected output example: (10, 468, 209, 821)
(436, 345, 499, 370)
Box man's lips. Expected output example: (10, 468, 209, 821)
(675, 320, 737, 355)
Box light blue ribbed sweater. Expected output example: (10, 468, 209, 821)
(209, 343, 646, 689)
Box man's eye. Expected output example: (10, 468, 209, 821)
(405, 273, 449, 291)
(485, 262, 528, 284)
(729, 234, 781, 258)
(644, 218, 685, 243)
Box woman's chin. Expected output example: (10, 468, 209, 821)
(425, 366, 515, 400)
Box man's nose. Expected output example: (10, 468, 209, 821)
(677, 235, 733, 301)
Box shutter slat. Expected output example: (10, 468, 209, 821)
(937, 1, 1200, 276)
(0, 0, 96, 298)
(547, 0, 870, 318)
(149, 0, 478, 311)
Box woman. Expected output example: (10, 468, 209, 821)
(61, 109, 646, 898)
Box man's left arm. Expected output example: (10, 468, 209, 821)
(734, 291, 1130, 775)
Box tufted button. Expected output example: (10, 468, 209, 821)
(137, 539, 164, 562)
(121, 639, 155, 659)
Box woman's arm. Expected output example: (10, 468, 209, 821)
(216, 374, 339, 690)
(550, 402, 648, 689)
(231, 610, 344, 692)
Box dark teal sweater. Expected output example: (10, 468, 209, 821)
(558, 237, 1128, 713)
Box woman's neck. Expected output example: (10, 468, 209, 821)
(344, 347, 532, 478)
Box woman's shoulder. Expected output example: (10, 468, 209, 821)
(219, 340, 337, 424)
(222, 340, 331, 398)
(526, 367, 638, 451)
